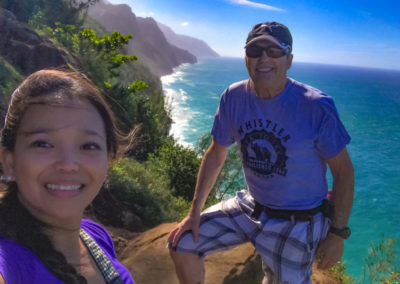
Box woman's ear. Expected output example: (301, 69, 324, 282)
(0, 148, 14, 180)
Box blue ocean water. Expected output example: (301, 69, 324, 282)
(162, 57, 400, 279)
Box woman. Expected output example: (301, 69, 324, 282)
(0, 69, 135, 283)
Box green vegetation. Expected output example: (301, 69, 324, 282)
(108, 158, 190, 226)
(364, 237, 399, 283)
(330, 237, 400, 283)
(0, 58, 23, 125)
(0, 0, 98, 27)
(330, 261, 355, 284)
(147, 138, 201, 202)
(196, 133, 245, 200)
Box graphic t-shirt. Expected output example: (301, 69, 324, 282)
(211, 78, 351, 209)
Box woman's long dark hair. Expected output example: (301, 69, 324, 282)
(0, 69, 126, 283)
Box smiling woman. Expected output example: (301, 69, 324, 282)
(0, 70, 135, 284)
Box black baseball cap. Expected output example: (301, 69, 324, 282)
(245, 22, 292, 54)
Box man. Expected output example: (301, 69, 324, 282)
(168, 21, 354, 284)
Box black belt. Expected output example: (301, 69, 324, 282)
(251, 199, 330, 222)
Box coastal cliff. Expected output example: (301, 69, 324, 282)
(87, 0, 197, 76)
(157, 22, 219, 59)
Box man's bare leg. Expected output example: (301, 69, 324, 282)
(170, 250, 205, 284)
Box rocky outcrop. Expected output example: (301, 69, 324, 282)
(157, 22, 219, 59)
(0, 8, 77, 76)
(115, 222, 342, 284)
(136, 17, 197, 71)
(87, 0, 197, 76)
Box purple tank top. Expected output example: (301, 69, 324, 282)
(0, 219, 135, 283)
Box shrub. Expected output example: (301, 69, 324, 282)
(330, 261, 354, 284)
(196, 133, 245, 200)
(108, 158, 190, 226)
(147, 138, 201, 202)
(364, 237, 399, 283)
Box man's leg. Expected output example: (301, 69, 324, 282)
(255, 212, 331, 284)
(168, 190, 259, 284)
(170, 250, 205, 284)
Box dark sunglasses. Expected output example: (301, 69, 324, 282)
(245, 45, 289, 58)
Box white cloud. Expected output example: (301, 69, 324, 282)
(229, 0, 285, 12)
(181, 22, 190, 27)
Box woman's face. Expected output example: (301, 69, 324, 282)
(1, 100, 109, 226)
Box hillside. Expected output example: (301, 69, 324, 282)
(157, 22, 219, 59)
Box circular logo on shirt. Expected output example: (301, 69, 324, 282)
(241, 129, 288, 178)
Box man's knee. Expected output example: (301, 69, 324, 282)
(170, 249, 202, 265)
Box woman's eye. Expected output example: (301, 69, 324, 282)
(31, 140, 52, 148)
(82, 143, 101, 151)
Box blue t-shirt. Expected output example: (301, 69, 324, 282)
(0, 219, 135, 284)
(211, 78, 351, 209)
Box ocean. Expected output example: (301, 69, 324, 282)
(161, 57, 400, 279)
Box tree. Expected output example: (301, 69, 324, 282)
(196, 133, 245, 200)
(147, 138, 201, 202)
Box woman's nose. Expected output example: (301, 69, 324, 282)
(54, 149, 79, 172)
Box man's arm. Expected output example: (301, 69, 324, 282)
(169, 139, 228, 246)
(316, 146, 354, 269)
(0, 273, 4, 284)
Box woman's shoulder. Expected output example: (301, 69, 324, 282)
(0, 236, 61, 283)
(80, 219, 116, 257)
(80, 220, 136, 283)
(0, 235, 35, 269)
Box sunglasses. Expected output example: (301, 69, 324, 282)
(245, 45, 289, 58)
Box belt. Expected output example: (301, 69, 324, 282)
(251, 199, 330, 222)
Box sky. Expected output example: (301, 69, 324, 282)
(107, 0, 400, 71)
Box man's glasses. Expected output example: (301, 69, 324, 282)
(245, 45, 289, 58)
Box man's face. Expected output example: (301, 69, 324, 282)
(245, 40, 293, 91)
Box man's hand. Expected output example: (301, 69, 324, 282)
(168, 213, 201, 247)
(315, 233, 344, 269)
(315, 147, 354, 270)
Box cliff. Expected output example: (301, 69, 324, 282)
(157, 22, 219, 59)
(87, 0, 197, 76)
(0, 8, 78, 76)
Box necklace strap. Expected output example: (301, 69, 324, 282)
(80, 229, 123, 284)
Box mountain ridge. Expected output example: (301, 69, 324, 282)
(87, 0, 198, 76)
(157, 22, 219, 59)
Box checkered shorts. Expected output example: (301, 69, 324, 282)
(169, 190, 330, 284)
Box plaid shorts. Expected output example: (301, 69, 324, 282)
(169, 190, 330, 284)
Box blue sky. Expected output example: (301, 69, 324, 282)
(108, 0, 400, 71)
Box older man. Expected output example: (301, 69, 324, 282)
(168, 21, 354, 284)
